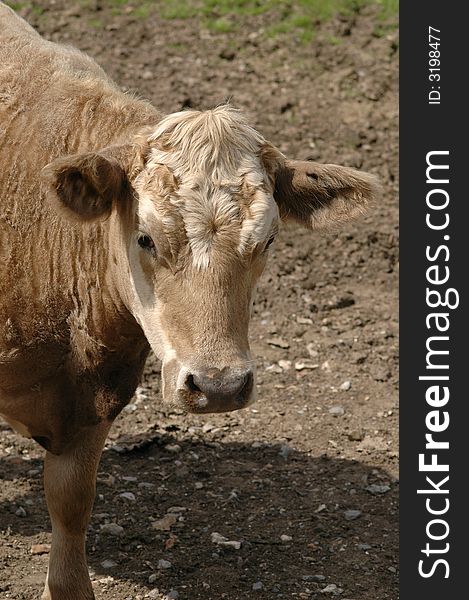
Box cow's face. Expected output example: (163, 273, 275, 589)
(43, 106, 379, 414)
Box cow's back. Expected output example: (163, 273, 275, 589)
(0, 1, 143, 185)
(0, 1, 40, 39)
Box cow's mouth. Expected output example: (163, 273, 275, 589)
(162, 357, 255, 414)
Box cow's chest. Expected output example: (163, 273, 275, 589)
(0, 337, 149, 453)
(0, 337, 67, 393)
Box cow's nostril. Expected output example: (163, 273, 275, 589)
(185, 368, 254, 406)
(185, 374, 201, 394)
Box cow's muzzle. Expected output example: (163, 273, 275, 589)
(179, 366, 255, 413)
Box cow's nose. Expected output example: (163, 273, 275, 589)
(185, 368, 254, 411)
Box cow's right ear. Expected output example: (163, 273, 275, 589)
(41, 145, 135, 222)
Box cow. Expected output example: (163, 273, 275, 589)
(0, 2, 379, 599)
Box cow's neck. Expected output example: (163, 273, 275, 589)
(70, 218, 148, 358)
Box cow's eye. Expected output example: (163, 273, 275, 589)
(137, 234, 155, 252)
(264, 235, 275, 252)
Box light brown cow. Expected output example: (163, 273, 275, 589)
(0, 3, 379, 599)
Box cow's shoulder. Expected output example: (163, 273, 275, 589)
(0, 305, 149, 454)
(0, 340, 149, 454)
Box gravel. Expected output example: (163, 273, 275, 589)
(152, 514, 178, 531)
(344, 509, 362, 521)
(252, 581, 264, 591)
(119, 491, 136, 502)
(100, 523, 124, 536)
(321, 583, 343, 594)
(365, 483, 391, 494)
(101, 559, 117, 569)
(210, 532, 241, 550)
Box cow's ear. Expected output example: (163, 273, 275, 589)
(42, 145, 136, 222)
(273, 159, 379, 230)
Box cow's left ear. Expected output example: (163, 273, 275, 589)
(272, 159, 379, 230)
(41, 145, 136, 222)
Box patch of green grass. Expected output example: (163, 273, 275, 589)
(290, 14, 313, 29)
(156, 0, 398, 42)
(207, 17, 235, 32)
(78, 0, 92, 7)
(265, 9, 314, 42)
(372, 0, 398, 38)
(372, 23, 390, 37)
(201, 0, 275, 18)
(133, 2, 154, 19)
(5, 1, 45, 15)
(327, 34, 343, 45)
(375, 0, 399, 20)
(267, 15, 313, 42)
(89, 17, 104, 28)
(160, 0, 199, 19)
(70, 1, 399, 43)
(294, 0, 363, 20)
(4, 0, 27, 9)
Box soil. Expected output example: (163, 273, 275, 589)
(0, 1, 398, 599)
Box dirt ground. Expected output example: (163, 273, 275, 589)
(0, 1, 398, 599)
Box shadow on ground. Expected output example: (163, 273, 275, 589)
(1, 429, 398, 600)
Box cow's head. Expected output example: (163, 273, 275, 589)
(43, 106, 378, 414)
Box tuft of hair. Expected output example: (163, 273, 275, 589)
(147, 104, 266, 183)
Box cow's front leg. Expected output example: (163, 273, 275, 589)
(41, 420, 111, 600)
